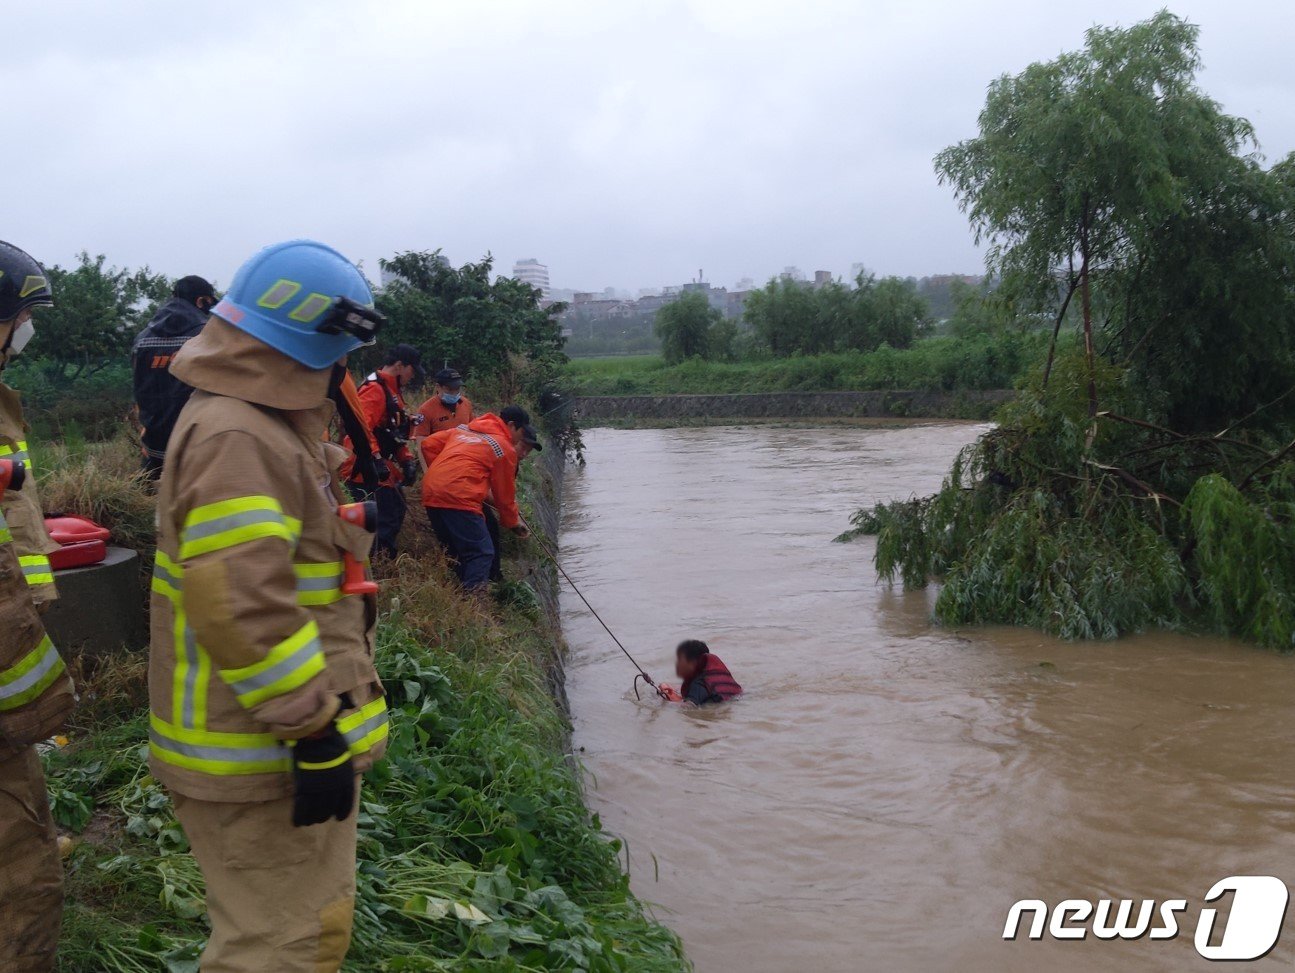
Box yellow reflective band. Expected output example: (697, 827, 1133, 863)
(18, 555, 53, 587)
(0, 636, 65, 711)
(217, 620, 325, 709)
(149, 713, 291, 775)
(295, 749, 351, 771)
(294, 561, 345, 606)
(0, 527, 12, 546)
(256, 278, 301, 310)
(0, 440, 29, 463)
(287, 292, 332, 323)
(179, 495, 302, 560)
(338, 697, 389, 755)
(151, 551, 183, 602)
(19, 275, 47, 299)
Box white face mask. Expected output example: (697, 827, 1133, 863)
(9, 319, 34, 356)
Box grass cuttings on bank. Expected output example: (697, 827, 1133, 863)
(41, 453, 688, 971)
(838, 354, 1295, 649)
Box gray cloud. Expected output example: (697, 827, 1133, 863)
(8, 0, 1294, 292)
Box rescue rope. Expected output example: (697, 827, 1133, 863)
(524, 523, 668, 700)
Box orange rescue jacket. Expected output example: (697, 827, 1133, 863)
(419, 413, 521, 528)
(412, 394, 473, 439)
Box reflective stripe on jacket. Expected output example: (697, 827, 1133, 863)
(0, 385, 74, 755)
(0, 386, 59, 607)
(150, 320, 388, 803)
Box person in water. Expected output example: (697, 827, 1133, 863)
(659, 640, 742, 705)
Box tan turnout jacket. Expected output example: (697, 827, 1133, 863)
(148, 318, 388, 803)
(0, 380, 74, 756)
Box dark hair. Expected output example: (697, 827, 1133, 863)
(500, 404, 532, 428)
(384, 343, 421, 367)
(676, 639, 710, 661)
(173, 275, 215, 304)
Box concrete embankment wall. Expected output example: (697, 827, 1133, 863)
(574, 389, 1012, 423)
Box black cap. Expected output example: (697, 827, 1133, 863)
(434, 367, 464, 389)
(386, 343, 424, 384)
(521, 425, 543, 452)
(174, 275, 216, 304)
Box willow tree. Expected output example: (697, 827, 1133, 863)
(844, 11, 1295, 649)
(934, 11, 1290, 429)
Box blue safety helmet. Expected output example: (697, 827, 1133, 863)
(212, 240, 385, 370)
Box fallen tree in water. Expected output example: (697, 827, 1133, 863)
(840, 357, 1295, 648)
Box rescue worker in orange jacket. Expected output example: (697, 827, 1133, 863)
(0, 241, 77, 973)
(344, 344, 423, 558)
(410, 367, 472, 439)
(420, 405, 542, 590)
(149, 240, 390, 972)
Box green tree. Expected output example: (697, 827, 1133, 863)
(654, 292, 721, 364)
(743, 278, 818, 356)
(31, 252, 170, 380)
(374, 250, 566, 396)
(934, 11, 1294, 430)
(857, 276, 930, 350)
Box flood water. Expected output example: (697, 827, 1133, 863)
(559, 424, 1295, 973)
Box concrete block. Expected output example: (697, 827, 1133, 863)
(42, 546, 146, 658)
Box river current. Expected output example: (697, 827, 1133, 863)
(559, 424, 1295, 972)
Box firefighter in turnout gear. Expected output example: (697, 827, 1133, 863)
(345, 344, 424, 558)
(0, 241, 77, 973)
(149, 240, 390, 972)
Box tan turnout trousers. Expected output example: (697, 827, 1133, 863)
(173, 785, 360, 973)
(0, 746, 63, 972)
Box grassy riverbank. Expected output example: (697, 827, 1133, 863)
(36, 437, 687, 972)
(564, 333, 1043, 397)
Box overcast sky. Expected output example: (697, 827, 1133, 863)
(8, 1, 1294, 293)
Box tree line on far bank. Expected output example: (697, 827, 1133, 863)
(653, 273, 940, 366)
(10, 249, 569, 444)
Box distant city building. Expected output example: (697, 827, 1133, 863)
(813, 270, 833, 288)
(512, 258, 551, 294)
(735, 276, 755, 291)
(781, 266, 805, 282)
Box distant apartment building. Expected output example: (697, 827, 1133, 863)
(813, 270, 833, 288)
(512, 258, 551, 295)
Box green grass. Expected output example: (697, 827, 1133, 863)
(42, 443, 688, 972)
(561, 334, 1044, 397)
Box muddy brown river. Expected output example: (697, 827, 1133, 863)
(558, 424, 1295, 972)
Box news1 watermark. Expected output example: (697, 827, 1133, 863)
(1004, 876, 1290, 961)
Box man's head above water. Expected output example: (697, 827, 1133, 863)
(675, 639, 710, 681)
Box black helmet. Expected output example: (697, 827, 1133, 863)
(0, 241, 53, 322)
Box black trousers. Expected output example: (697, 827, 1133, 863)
(484, 505, 504, 583)
(351, 484, 406, 558)
(426, 508, 494, 590)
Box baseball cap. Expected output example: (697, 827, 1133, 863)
(434, 367, 464, 389)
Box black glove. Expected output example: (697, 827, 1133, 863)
(400, 459, 419, 483)
(291, 722, 355, 827)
